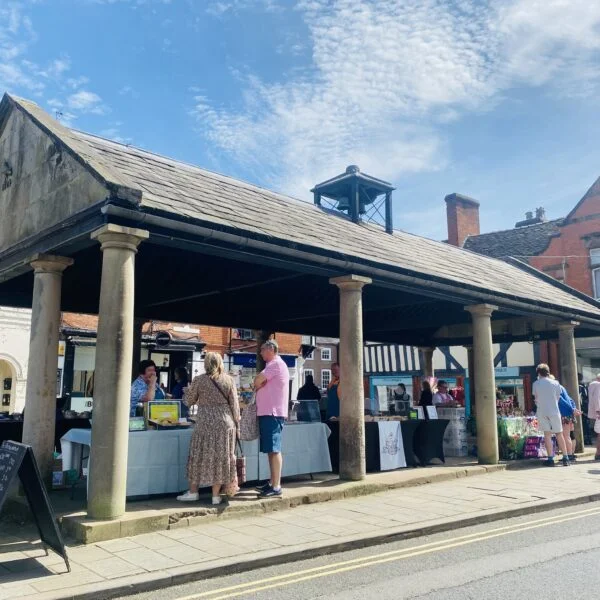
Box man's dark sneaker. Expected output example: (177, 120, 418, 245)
(255, 482, 271, 492)
(259, 487, 282, 498)
(568, 454, 577, 462)
(595, 455, 600, 461)
(544, 458, 555, 467)
(562, 456, 570, 466)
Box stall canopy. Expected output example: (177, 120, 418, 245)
(2, 93, 600, 345)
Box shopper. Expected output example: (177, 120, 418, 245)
(254, 339, 289, 498)
(559, 384, 580, 462)
(579, 373, 592, 445)
(588, 373, 600, 460)
(419, 380, 433, 408)
(297, 374, 322, 401)
(130, 359, 166, 417)
(532, 364, 570, 466)
(170, 366, 190, 418)
(326, 362, 341, 420)
(177, 352, 240, 505)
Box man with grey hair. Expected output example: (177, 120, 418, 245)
(253, 339, 289, 497)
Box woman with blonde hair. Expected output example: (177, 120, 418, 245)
(177, 352, 240, 505)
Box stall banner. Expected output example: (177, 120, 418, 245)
(378, 421, 407, 470)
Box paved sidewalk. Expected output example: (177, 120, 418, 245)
(2, 460, 600, 600)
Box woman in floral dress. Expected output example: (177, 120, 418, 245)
(177, 352, 240, 505)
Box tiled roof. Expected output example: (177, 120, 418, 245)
(9, 95, 600, 322)
(463, 220, 562, 260)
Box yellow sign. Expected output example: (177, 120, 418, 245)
(147, 401, 180, 423)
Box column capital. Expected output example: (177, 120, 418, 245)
(329, 274, 372, 291)
(91, 224, 149, 252)
(556, 320, 579, 332)
(418, 346, 436, 352)
(465, 303, 497, 318)
(29, 254, 73, 274)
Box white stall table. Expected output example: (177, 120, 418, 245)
(61, 422, 331, 498)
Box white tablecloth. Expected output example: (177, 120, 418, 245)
(61, 422, 332, 497)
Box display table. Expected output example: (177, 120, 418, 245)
(328, 420, 421, 472)
(413, 419, 449, 465)
(0, 418, 91, 451)
(61, 422, 332, 498)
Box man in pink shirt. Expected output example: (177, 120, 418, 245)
(253, 339, 289, 497)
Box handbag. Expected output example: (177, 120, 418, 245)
(235, 439, 246, 484)
(240, 395, 259, 441)
(594, 420, 600, 434)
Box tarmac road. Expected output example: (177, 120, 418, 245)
(118, 502, 600, 600)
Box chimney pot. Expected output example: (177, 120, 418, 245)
(525, 211, 533, 220)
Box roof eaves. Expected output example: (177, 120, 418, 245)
(3, 94, 142, 204)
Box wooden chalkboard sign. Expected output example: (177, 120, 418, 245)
(0, 441, 70, 572)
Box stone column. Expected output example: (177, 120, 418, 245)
(557, 321, 583, 452)
(465, 304, 498, 464)
(22, 254, 73, 484)
(419, 347, 435, 379)
(330, 275, 372, 481)
(464, 345, 475, 416)
(88, 224, 149, 520)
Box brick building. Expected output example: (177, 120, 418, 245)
(302, 336, 339, 390)
(58, 313, 301, 400)
(447, 175, 600, 379)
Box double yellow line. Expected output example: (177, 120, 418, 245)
(176, 505, 600, 600)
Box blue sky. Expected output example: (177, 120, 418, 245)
(2, 0, 600, 239)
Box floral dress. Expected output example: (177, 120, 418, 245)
(183, 373, 240, 493)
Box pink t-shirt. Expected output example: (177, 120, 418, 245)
(256, 355, 289, 418)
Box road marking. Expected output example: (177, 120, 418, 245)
(176, 505, 600, 600)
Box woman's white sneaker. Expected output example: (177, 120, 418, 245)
(212, 496, 223, 505)
(177, 491, 199, 502)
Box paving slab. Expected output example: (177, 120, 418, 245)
(2, 456, 600, 600)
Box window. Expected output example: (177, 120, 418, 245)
(591, 248, 600, 268)
(594, 268, 600, 299)
(234, 329, 254, 340)
(322, 369, 332, 389)
(305, 350, 315, 360)
(304, 368, 314, 383)
(321, 348, 332, 361)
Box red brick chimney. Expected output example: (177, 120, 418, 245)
(445, 193, 480, 247)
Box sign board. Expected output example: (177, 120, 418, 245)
(0, 441, 70, 572)
(494, 367, 519, 377)
(231, 353, 297, 368)
(147, 401, 181, 423)
(155, 331, 172, 347)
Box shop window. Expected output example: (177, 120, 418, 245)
(304, 368, 314, 382)
(321, 348, 331, 361)
(322, 369, 331, 389)
(594, 268, 600, 299)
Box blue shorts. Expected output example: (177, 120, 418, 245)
(259, 416, 285, 454)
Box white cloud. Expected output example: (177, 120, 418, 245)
(99, 126, 132, 144)
(192, 0, 600, 198)
(67, 89, 108, 114)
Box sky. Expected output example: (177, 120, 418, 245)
(1, 0, 600, 240)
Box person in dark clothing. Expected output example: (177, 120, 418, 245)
(297, 374, 322, 401)
(171, 367, 190, 418)
(579, 373, 592, 445)
(419, 380, 433, 408)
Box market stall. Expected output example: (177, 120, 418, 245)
(327, 418, 448, 472)
(61, 421, 331, 498)
(0, 415, 90, 451)
(497, 416, 545, 460)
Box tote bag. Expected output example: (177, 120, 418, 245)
(240, 396, 259, 441)
(235, 440, 247, 484)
